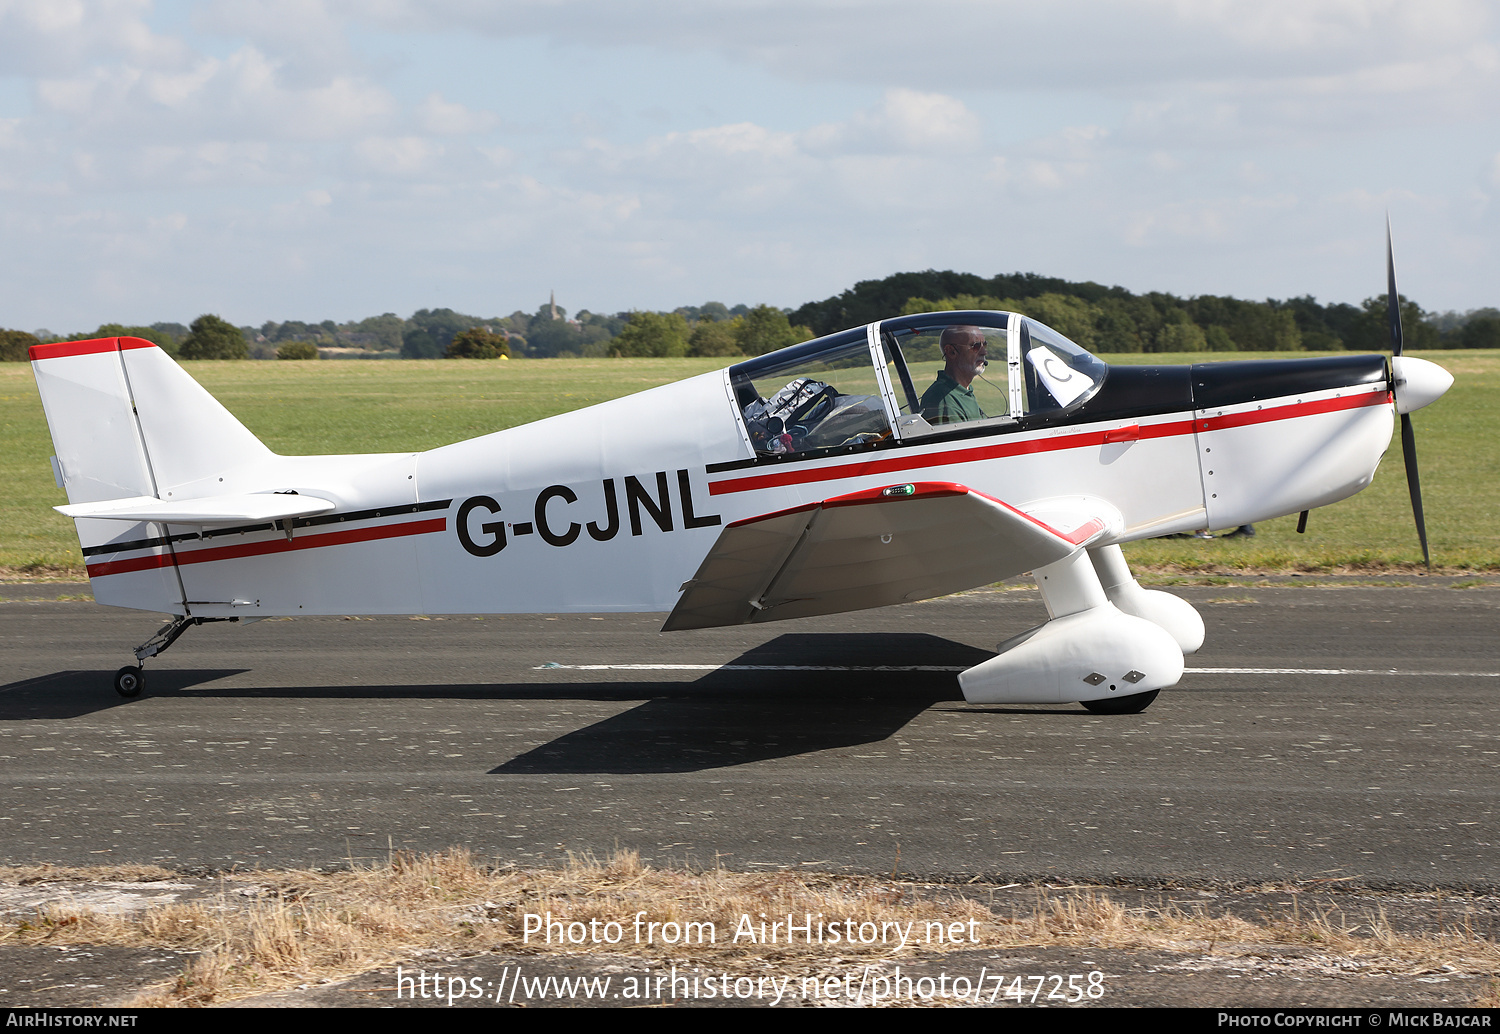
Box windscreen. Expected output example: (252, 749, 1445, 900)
(729, 330, 892, 458)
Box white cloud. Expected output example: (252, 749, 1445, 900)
(32, 46, 396, 143)
(869, 88, 980, 150)
(354, 135, 445, 176)
(0, 0, 191, 73)
(803, 89, 981, 155)
(418, 92, 498, 135)
(363, 0, 1495, 89)
(0, 1, 1497, 328)
(1121, 193, 1299, 248)
(193, 0, 356, 74)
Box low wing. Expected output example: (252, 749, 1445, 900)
(56, 493, 336, 526)
(663, 481, 1118, 631)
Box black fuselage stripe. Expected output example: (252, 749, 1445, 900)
(80, 499, 454, 558)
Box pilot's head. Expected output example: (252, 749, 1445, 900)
(940, 325, 988, 387)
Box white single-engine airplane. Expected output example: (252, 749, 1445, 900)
(30, 245, 1451, 711)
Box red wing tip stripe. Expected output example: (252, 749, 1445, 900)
(86, 517, 447, 578)
(1055, 517, 1106, 545)
(30, 336, 157, 361)
(875, 481, 1095, 544)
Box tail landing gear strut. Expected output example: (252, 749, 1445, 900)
(113, 615, 237, 698)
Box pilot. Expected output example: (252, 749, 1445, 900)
(919, 325, 989, 424)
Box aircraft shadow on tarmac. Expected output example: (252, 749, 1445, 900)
(0, 669, 252, 719)
(492, 633, 986, 774)
(1, 634, 1065, 771)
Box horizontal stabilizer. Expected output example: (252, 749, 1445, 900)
(664, 481, 1118, 631)
(57, 493, 336, 526)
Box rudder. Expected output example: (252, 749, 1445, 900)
(30, 336, 272, 612)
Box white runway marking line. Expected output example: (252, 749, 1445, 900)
(533, 663, 1500, 677)
(534, 663, 968, 672)
(1190, 667, 1500, 677)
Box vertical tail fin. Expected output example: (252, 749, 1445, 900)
(31, 336, 271, 504)
(31, 337, 157, 506)
(30, 336, 272, 612)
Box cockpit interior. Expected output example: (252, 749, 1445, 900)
(729, 311, 1109, 460)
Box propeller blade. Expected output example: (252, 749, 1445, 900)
(1388, 217, 1429, 567)
(1400, 411, 1431, 570)
(1386, 215, 1404, 357)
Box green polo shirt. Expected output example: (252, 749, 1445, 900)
(919, 369, 987, 425)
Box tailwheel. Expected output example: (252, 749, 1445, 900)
(1082, 689, 1158, 715)
(114, 665, 144, 698)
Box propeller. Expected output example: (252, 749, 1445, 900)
(1386, 217, 1430, 570)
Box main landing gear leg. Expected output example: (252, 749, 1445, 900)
(957, 548, 1185, 711)
(114, 615, 235, 698)
(1088, 544, 1204, 655)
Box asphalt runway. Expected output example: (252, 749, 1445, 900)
(1, 580, 1496, 889)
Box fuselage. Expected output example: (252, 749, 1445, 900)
(69, 312, 1395, 621)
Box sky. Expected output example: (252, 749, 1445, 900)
(1, 0, 1497, 333)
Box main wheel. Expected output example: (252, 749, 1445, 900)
(1082, 689, 1158, 715)
(114, 666, 144, 698)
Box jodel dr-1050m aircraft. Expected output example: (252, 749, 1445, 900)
(30, 266, 1452, 711)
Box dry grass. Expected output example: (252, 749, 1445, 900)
(2, 849, 1497, 1006)
(1, 862, 179, 885)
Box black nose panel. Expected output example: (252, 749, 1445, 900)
(1190, 354, 1388, 410)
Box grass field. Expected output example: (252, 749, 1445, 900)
(2, 350, 1495, 578)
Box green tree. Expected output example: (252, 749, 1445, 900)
(276, 341, 320, 360)
(1204, 326, 1237, 351)
(346, 313, 405, 351)
(733, 305, 810, 356)
(613, 311, 690, 357)
(1266, 308, 1302, 350)
(1346, 296, 1438, 352)
(1015, 293, 1100, 350)
(151, 322, 189, 345)
(903, 293, 1006, 314)
(0, 329, 40, 362)
(1157, 320, 1207, 352)
(687, 318, 743, 357)
(446, 327, 511, 359)
(1092, 303, 1144, 352)
(401, 329, 443, 359)
(410, 308, 478, 355)
(179, 314, 249, 360)
(95, 324, 178, 355)
(526, 318, 588, 357)
(1460, 316, 1500, 350)
(1118, 296, 1167, 352)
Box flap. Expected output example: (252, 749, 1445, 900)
(663, 481, 1119, 631)
(57, 493, 336, 526)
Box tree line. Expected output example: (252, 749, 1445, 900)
(789, 270, 1500, 353)
(4, 270, 1497, 362)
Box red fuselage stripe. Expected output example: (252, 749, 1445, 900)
(1194, 391, 1389, 433)
(85, 518, 448, 578)
(709, 391, 1387, 496)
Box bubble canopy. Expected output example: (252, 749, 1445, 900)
(729, 312, 1109, 459)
